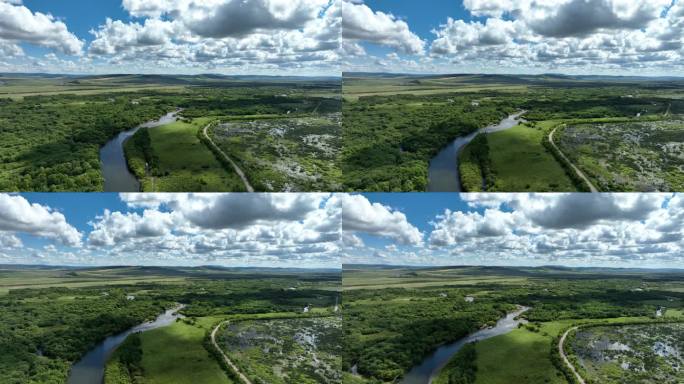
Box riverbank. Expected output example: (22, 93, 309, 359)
(100, 110, 179, 192)
(399, 306, 529, 384)
(68, 305, 185, 384)
(427, 111, 526, 192)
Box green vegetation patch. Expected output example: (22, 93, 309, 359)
(218, 317, 342, 383)
(572, 323, 684, 384)
(474, 327, 566, 384)
(137, 321, 232, 384)
(0, 94, 175, 191)
(486, 122, 576, 191)
(434, 343, 478, 384)
(211, 113, 342, 192)
(127, 119, 246, 192)
(558, 120, 684, 191)
(342, 92, 513, 191)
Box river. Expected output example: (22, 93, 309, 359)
(67, 305, 185, 384)
(399, 306, 530, 384)
(100, 110, 179, 192)
(427, 111, 527, 192)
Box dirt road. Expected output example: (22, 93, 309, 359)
(211, 321, 253, 384)
(549, 127, 599, 193)
(559, 327, 586, 384)
(202, 123, 254, 192)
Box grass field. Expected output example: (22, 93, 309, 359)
(0, 267, 188, 295)
(0, 76, 187, 99)
(134, 119, 246, 192)
(487, 122, 577, 191)
(473, 324, 568, 384)
(137, 321, 232, 384)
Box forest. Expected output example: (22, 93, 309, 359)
(0, 74, 341, 192)
(342, 265, 684, 384)
(0, 265, 341, 384)
(342, 74, 684, 192)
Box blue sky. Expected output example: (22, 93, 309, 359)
(0, 193, 341, 268)
(343, 193, 684, 269)
(0, 0, 340, 75)
(343, 0, 684, 76)
(23, 0, 131, 40)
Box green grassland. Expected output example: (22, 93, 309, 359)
(126, 118, 246, 191)
(486, 122, 576, 191)
(138, 321, 232, 384)
(209, 108, 342, 192)
(343, 73, 684, 191)
(0, 74, 341, 192)
(0, 265, 341, 384)
(342, 265, 684, 384)
(217, 316, 342, 383)
(569, 322, 684, 384)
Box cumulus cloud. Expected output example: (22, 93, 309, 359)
(349, 0, 684, 74)
(0, 194, 82, 247)
(341, 194, 423, 245)
(81, 193, 341, 267)
(344, 193, 684, 268)
(0, 1, 83, 55)
(342, 0, 424, 55)
(85, 0, 341, 73)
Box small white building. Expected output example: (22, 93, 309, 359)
(471, 101, 480, 107)
(439, 292, 448, 298)
(465, 296, 475, 303)
(303, 305, 310, 313)
(126, 295, 136, 301)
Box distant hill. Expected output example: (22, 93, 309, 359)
(344, 264, 684, 280)
(343, 72, 684, 82)
(0, 73, 341, 84)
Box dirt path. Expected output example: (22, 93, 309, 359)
(559, 327, 586, 384)
(211, 321, 254, 384)
(202, 123, 255, 192)
(549, 127, 599, 193)
(665, 103, 672, 117)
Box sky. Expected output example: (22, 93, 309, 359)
(4, 192, 684, 269)
(342, 193, 684, 269)
(0, 0, 340, 75)
(0, 193, 341, 268)
(342, 0, 684, 76)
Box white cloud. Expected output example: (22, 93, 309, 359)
(349, 0, 684, 75)
(0, 194, 82, 247)
(341, 194, 423, 245)
(83, 193, 341, 267)
(342, 0, 424, 55)
(0, 1, 83, 55)
(344, 193, 684, 268)
(85, 0, 341, 74)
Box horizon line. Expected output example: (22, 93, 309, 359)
(342, 263, 684, 272)
(342, 71, 684, 79)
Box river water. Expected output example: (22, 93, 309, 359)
(100, 111, 179, 192)
(67, 305, 185, 384)
(427, 111, 527, 192)
(399, 306, 530, 384)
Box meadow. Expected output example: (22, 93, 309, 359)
(0, 74, 341, 192)
(342, 265, 684, 384)
(125, 118, 246, 192)
(0, 265, 341, 384)
(342, 73, 684, 192)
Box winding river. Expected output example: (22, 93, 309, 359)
(427, 111, 527, 192)
(100, 111, 179, 192)
(67, 305, 185, 384)
(399, 306, 530, 384)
